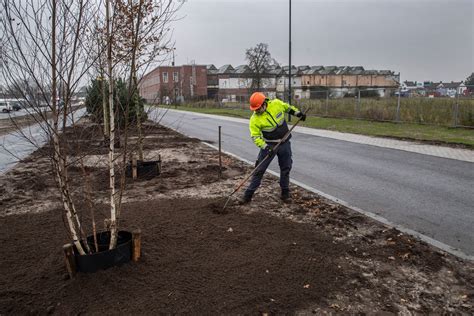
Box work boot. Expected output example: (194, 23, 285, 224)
(238, 194, 253, 205)
(281, 189, 291, 203)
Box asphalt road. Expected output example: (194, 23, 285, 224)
(0, 107, 86, 174)
(150, 108, 474, 258)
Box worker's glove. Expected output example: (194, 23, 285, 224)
(263, 145, 274, 157)
(296, 111, 306, 121)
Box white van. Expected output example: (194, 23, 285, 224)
(0, 100, 13, 113)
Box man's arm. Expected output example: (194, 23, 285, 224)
(272, 98, 299, 114)
(249, 117, 267, 149)
(274, 98, 306, 121)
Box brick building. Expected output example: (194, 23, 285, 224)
(139, 64, 207, 104)
(209, 64, 400, 101)
(140, 63, 400, 103)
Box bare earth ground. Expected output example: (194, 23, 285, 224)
(0, 118, 473, 314)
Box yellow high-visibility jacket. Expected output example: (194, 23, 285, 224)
(249, 98, 300, 149)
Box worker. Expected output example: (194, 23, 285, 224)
(240, 92, 306, 204)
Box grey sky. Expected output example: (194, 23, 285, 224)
(172, 0, 473, 82)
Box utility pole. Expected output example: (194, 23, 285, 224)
(288, 0, 292, 121)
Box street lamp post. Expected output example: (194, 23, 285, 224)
(172, 47, 176, 66)
(288, 0, 292, 121)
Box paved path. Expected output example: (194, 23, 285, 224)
(150, 108, 474, 259)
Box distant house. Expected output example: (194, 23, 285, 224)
(214, 64, 277, 102)
(141, 63, 400, 102)
(400, 81, 427, 97)
(457, 82, 467, 95)
(301, 66, 399, 89)
(435, 82, 463, 97)
(206, 64, 219, 99)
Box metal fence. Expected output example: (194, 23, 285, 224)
(186, 87, 474, 128)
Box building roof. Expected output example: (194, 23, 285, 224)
(303, 66, 324, 75)
(206, 64, 218, 75)
(268, 66, 283, 75)
(204, 64, 397, 77)
(234, 65, 251, 74)
(437, 81, 463, 89)
(217, 64, 234, 74)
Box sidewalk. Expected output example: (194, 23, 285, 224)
(163, 109, 474, 163)
(295, 125, 474, 163)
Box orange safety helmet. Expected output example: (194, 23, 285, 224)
(249, 92, 267, 111)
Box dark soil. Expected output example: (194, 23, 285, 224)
(0, 118, 473, 314)
(0, 198, 350, 314)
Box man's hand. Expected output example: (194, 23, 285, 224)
(296, 111, 306, 121)
(263, 145, 274, 157)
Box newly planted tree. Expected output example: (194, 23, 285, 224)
(1, 0, 184, 264)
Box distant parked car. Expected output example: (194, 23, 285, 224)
(0, 100, 13, 113)
(11, 102, 22, 111)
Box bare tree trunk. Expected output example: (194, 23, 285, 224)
(80, 161, 99, 253)
(51, 0, 86, 255)
(132, 0, 144, 161)
(101, 67, 109, 138)
(135, 76, 144, 160)
(106, 0, 118, 250)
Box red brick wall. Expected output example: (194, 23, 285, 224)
(139, 65, 208, 103)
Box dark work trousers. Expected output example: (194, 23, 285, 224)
(244, 140, 293, 198)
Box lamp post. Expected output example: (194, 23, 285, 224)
(288, 0, 292, 121)
(172, 47, 176, 66)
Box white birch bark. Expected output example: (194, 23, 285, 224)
(106, 0, 118, 249)
(51, 0, 85, 255)
(53, 157, 86, 255)
(101, 67, 109, 138)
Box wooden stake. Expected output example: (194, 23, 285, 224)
(157, 154, 162, 174)
(132, 155, 137, 179)
(63, 243, 76, 279)
(218, 126, 222, 180)
(132, 229, 142, 262)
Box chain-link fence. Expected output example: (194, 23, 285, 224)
(182, 86, 474, 128)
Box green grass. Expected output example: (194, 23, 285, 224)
(155, 105, 474, 148)
(299, 97, 474, 127)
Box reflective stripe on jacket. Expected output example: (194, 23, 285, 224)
(249, 98, 299, 149)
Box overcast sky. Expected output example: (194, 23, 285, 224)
(172, 0, 473, 82)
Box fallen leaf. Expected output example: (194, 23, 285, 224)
(388, 256, 395, 260)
